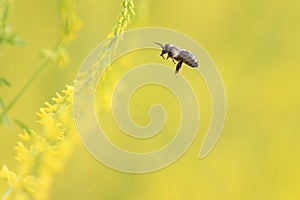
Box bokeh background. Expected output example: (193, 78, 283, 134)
(1, 0, 300, 199)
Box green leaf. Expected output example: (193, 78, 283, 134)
(0, 77, 11, 88)
(6, 34, 26, 46)
(14, 119, 31, 134)
(0, 97, 10, 125)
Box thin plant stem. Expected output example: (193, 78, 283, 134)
(0, 59, 49, 121)
(0, 41, 63, 122)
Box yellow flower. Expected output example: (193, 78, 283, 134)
(55, 48, 70, 67)
(14, 141, 32, 163)
(1, 86, 77, 199)
(18, 131, 30, 142)
(59, 0, 81, 44)
(0, 165, 17, 187)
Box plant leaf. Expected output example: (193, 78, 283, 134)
(0, 77, 11, 88)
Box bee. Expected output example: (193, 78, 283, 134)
(155, 42, 198, 74)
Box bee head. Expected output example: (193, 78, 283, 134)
(155, 42, 168, 57)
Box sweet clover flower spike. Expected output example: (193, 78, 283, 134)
(59, 0, 82, 44)
(76, 0, 135, 92)
(0, 0, 81, 122)
(1, 86, 77, 200)
(1, 1, 136, 199)
(40, 0, 81, 67)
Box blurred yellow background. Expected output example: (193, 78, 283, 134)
(1, 0, 300, 199)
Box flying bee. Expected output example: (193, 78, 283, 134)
(155, 42, 198, 74)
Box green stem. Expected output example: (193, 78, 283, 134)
(1, 187, 11, 200)
(0, 39, 64, 122)
(0, 58, 50, 121)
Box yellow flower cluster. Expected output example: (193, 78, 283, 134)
(59, 0, 82, 44)
(0, 86, 77, 200)
(107, 0, 135, 39)
(75, 0, 135, 91)
(40, 47, 71, 67)
(40, 0, 81, 67)
(1, 1, 136, 199)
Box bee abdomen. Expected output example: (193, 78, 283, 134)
(179, 50, 198, 68)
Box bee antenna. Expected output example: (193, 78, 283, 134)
(154, 41, 164, 49)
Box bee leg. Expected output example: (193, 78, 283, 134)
(175, 60, 183, 74)
(172, 58, 176, 64)
(167, 53, 171, 60)
(160, 54, 166, 60)
(167, 54, 176, 64)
